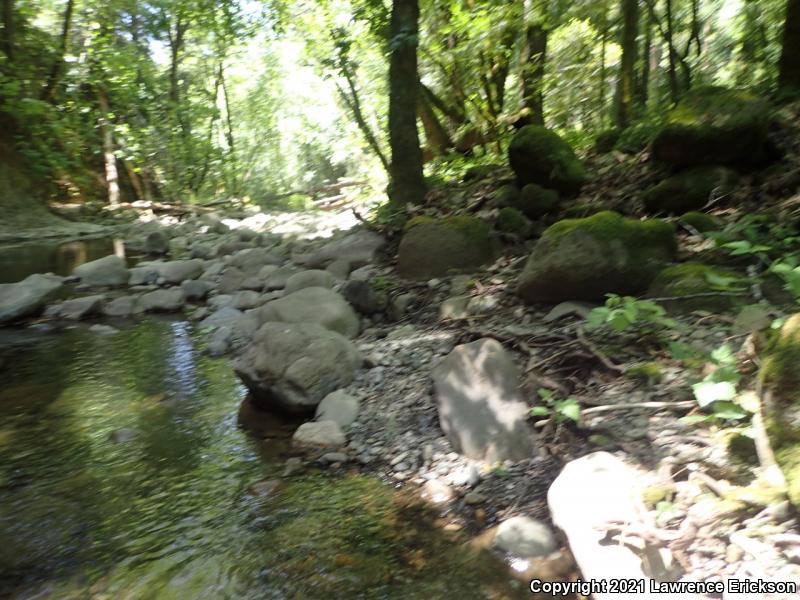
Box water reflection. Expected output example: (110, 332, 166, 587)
(0, 237, 137, 283)
(0, 319, 526, 599)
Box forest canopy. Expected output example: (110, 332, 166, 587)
(0, 0, 797, 208)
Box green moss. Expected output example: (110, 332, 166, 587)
(726, 431, 758, 466)
(517, 211, 677, 303)
(404, 215, 436, 231)
(680, 211, 722, 232)
(625, 362, 664, 381)
(647, 262, 747, 313)
(643, 167, 738, 215)
(544, 211, 677, 253)
(594, 128, 621, 153)
(614, 118, 665, 154)
(652, 86, 771, 168)
(759, 313, 800, 507)
(508, 125, 586, 195)
(642, 485, 674, 509)
(398, 216, 495, 280)
(514, 183, 560, 219)
(491, 184, 521, 209)
(495, 207, 531, 236)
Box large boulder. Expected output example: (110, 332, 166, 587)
(514, 184, 561, 219)
(759, 314, 800, 507)
(139, 288, 184, 312)
(642, 166, 738, 214)
(517, 211, 676, 303)
(651, 86, 771, 169)
(397, 216, 495, 280)
(234, 322, 361, 414)
(646, 262, 747, 313)
(508, 125, 586, 195)
(255, 287, 360, 338)
(431, 338, 537, 462)
(73, 255, 128, 287)
(155, 259, 204, 284)
(46, 294, 104, 320)
(301, 229, 386, 269)
(284, 269, 336, 294)
(0, 273, 64, 323)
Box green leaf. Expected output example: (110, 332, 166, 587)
(530, 406, 551, 417)
(711, 401, 748, 420)
(555, 398, 581, 423)
(710, 344, 736, 366)
(693, 380, 737, 407)
(681, 414, 713, 424)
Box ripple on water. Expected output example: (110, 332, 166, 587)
(0, 319, 526, 599)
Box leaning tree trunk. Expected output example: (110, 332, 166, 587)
(614, 0, 640, 128)
(779, 0, 800, 93)
(388, 0, 426, 206)
(520, 0, 547, 126)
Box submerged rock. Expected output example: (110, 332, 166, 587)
(517, 211, 676, 303)
(508, 125, 586, 195)
(397, 216, 495, 280)
(73, 255, 128, 287)
(431, 338, 537, 462)
(0, 273, 64, 323)
(234, 322, 360, 414)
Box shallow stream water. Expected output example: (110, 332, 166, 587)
(0, 318, 525, 599)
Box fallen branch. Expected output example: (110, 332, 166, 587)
(581, 401, 696, 416)
(576, 326, 625, 372)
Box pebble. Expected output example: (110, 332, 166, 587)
(464, 492, 485, 505)
(282, 457, 304, 477)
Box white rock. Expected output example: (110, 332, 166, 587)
(292, 421, 346, 448)
(493, 516, 557, 558)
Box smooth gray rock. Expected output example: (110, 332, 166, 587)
(156, 259, 204, 284)
(145, 230, 169, 255)
(340, 280, 387, 315)
(48, 294, 105, 320)
(128, 265, 159, 286)
(292, 421, 346, 448)
(200, 306, 243, 330)
(0, 273, 64, 323)
(102, 295, 142, 318)
(229, 247, 284, 274)
(181, 279, 213, 301)
(73, 255, 128, 287)
(234, 322, 360, 414)
(493, 516, 557, 558)
(431, 338, 537, 462)
(325, 259, 351, 280)
(548, 452, 678, 598)
(263, 266, 299, 291)
(255, 287, 360, 338)
(230, 290, 264, 310)
(139, 289, 184, 312)
(315, 390, 359, 428)
(284, 270, 336, 294)
(303, 230, 385, 268)
(218, 267, 247, 294)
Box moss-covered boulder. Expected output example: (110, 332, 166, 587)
(642, 166, 737, 215)
(491, 184, 521, 209)
(508, 125, 587, 195)
(594, 129, 621, 154)
(517, 211, 676, 303)
(759, 313, 800, 507)
(495, 207, 532, 237)
(398, 216, 495, 280)
(651, 86, 771, 169)
(646, 262, 747, 313)
(514, 183, 560, 219)
(679, 211, 722, 233)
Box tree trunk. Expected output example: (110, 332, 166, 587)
(598, 14, 608, 127)
(520, 0, 547, 125)
(614, 0, 640, 128)
(337, 62, 390, 173)
(418, 85, 453, 155)
(41, 0, 74, 102)
(1, 0, 13, 61)
(98, 92, 120, 207)
(638, 7, 652, 107)
(388, 0, 426, 205)
(167, 12, 188, 105)
(779, 0, 800, 93)
(665, 0, 680, 103)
